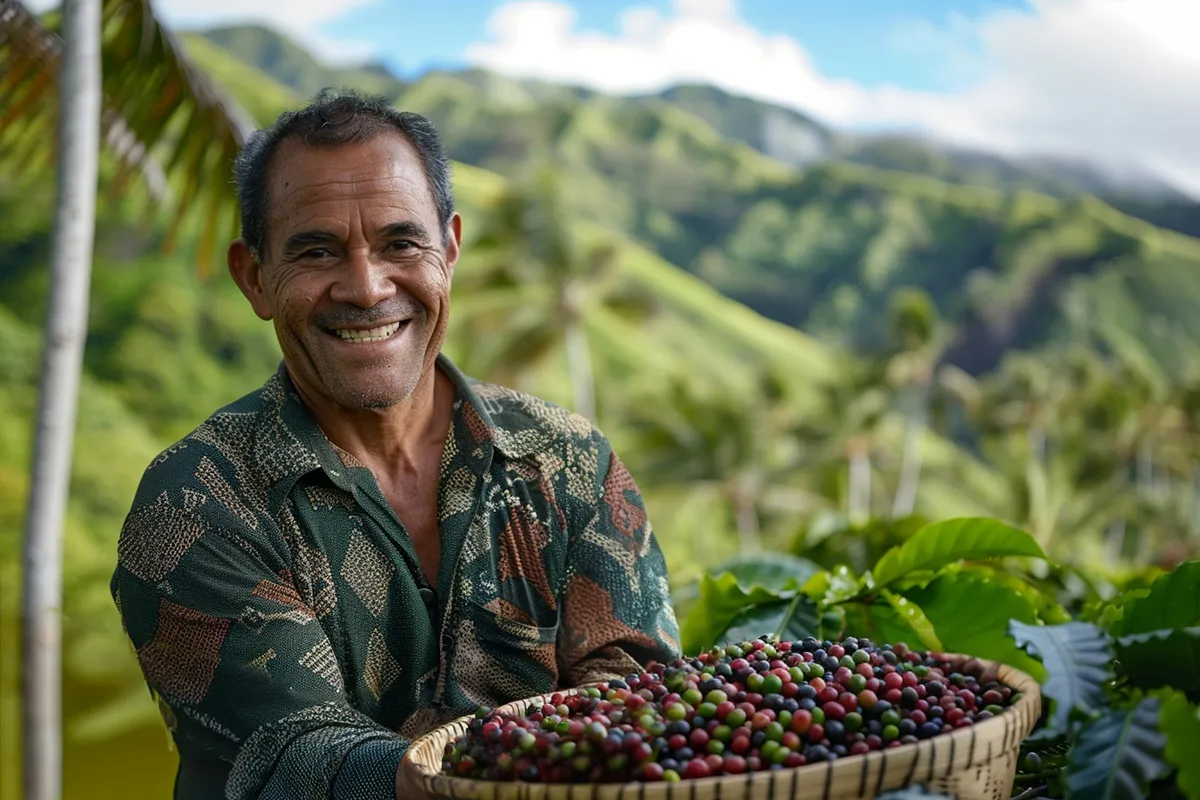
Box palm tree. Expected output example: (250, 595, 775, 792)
(803, 354, 888, 523)
(13, 4, 101, 797)
(882, 288, 962, 519)
(2, 2, 251, 795)
(967, 346, 1144, 553)
(454, 163, 656, 421)
(626, 369, 822, 555)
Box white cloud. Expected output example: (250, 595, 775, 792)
(22, 0, 380, 64)
(465, 0, 1200, 197)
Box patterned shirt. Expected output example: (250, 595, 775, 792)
(111, 354, 681, 800)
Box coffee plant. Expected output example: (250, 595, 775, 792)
(681, 518, 1199, 800)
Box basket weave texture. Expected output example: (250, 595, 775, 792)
(402, 660, 1042, 800)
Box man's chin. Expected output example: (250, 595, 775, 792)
(329, 384, 412, 411)
(303, 351, 430, 411)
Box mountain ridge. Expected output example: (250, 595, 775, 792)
(182, 24, 1200, 377)
(192, 24, 1195, 206)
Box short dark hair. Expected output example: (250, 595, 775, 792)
(232, 88, 455, 260)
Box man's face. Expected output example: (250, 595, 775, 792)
(231, 132, 462, 411)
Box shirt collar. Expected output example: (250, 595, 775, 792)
(257, 354, 514, 514)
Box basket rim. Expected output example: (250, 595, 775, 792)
(402, 654, 1043, 794)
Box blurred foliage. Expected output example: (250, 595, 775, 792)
(1, 18, 1199, 800)
(1, 0, 252, 274)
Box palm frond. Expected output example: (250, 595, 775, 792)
(0, 0, 254, 275)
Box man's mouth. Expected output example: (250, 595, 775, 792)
(331, 321, 404, 343)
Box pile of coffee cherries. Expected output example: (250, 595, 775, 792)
(442, 636, 1022, 784)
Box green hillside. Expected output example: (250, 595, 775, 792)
(197, 24, 405, 100)
(180, 33, 300, 122)
(184, 25, 1200, 376)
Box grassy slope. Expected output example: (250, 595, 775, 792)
(181, 33, 301, 124)
(718, 160, 1200, 371)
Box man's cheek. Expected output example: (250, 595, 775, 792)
(420, 254, 453, 293)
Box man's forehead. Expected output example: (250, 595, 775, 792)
(267, 132, 425, 193)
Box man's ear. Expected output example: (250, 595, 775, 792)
(228, 240, 272, 321)
(443, 213, 463, 278)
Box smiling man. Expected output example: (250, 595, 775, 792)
(111, 90, 680, 800)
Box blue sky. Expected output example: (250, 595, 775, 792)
(24, 0, 1199, 195)
(322, 0, 1022, 93)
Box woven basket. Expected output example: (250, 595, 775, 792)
(402, 659, 1042, 800)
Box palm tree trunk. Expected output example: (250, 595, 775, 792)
(1105, 518, 1126, 564)
(21, 1, 101, 797)
(848, 441, 871, 522)
(731, 483, 761, 555)
(1190, 462, 1199, 538)
(1136, 526, 1155, 566)
(1025, 424, 1051, 542)
(1137, 440, 1154, 499)
(563, 316, 596, 421)
(891, 414, 925, 518)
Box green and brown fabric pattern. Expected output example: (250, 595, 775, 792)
(111, 354, 681, 799)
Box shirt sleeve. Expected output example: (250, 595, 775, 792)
(557, 436, 683, 686)
(111, 461, 406, 800)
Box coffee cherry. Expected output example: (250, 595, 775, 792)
(442, 637, 1019, 783)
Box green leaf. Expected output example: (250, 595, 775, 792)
(881, 589, 943, 651)
(1109, 562, 1200, 637)
(903, 573, 1045, 679)
(721, 596, 822, 645)
(1065, 697, 1170, 800)
(1160, 692, 1200, 800)
(823, 564, 862, 604)
(1009, 620, 1113, 733)
(842, 597, 936, 651)
(708, 553, 823, 593)
(680, 572, 790, 653)
(963, 564, 1073, 624)
(1114, 628, 1200, 698)
(800, 569, 831, 599)
(869, 517, 1047, 589)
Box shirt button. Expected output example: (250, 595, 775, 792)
(418, 587, 436, 607)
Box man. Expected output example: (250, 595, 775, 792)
(111, 89, 681, 800)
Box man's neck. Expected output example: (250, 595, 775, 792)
(290, 362, 455, 475)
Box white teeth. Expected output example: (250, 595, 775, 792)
(334, 322, 401, 343)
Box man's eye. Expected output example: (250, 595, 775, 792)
(388, 240, 415, 251)
(302, 248, 332, 259)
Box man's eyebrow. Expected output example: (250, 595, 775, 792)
(378, 221, 431, 241)
(282, 230, 339, 256)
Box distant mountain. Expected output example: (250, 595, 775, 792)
(197, 25, 406, 102)
(646, 84, 1189, 204)
(186, 26, 1200, 376)
(649, 84, 835, 169)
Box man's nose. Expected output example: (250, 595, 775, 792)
(330, 249, 397, 308)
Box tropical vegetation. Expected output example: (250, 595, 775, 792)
(1, 10, 1197, 800)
